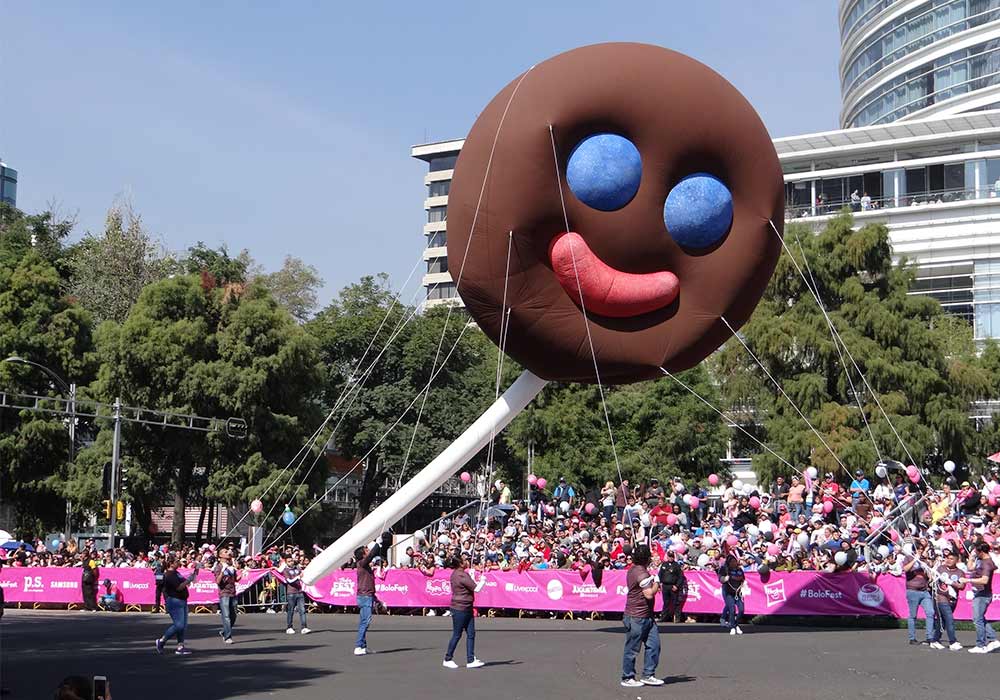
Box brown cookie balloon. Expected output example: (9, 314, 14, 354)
(447, 42, 784, 384)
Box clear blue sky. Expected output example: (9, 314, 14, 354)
(3, 2, 841, 307)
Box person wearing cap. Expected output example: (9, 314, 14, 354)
(553, 478, 576, 507)
(620, 544, 662, 687)
(657, 550, 686, 623)
(962, 542, 1000, 653)
(99, 577, 124, 612)
(849, 470, 870, 510)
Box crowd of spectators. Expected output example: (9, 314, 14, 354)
(3, 467, 1000, 585)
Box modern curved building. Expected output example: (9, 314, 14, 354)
(841, 0, 1000, 128)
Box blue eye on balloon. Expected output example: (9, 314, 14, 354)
(663, 173, 733, 249)
(566, 133, 642, 211)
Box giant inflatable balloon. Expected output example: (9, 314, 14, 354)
(304, 42, 784, 585)
(448, 42, 784, 383)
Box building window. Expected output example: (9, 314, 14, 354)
(429, 155, 458, 172)
(427, 231, 447, 248)
(428, 282, 458, 300)
(428, 180, 451, 197)
(428, 206, 448, 223)
(427, 257, 449, 274)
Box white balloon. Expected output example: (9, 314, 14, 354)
(797, 533, 810, 549)
(640, 514, 651, 527)
(414, 530, 426, 543)
(697, 553, 711, 567)
(746, 524, 759, 538)
(806, 467, 818, 480)
(834, 551, 848, 566)
(902, 543, 914, 556)
(944, 460, 956, 473)
(703, 537, 716, 549)
(877, 545, 890, 558)
(559, 501, 570, 513)
(682, 494, 692, 505)
(875, 465, 888, 479)
(673, 483, 684, 493)
(733, 479, 744, 491)
(743, 485, 753, 496)
(759, 521, 774, 533)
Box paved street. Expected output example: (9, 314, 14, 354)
(0, 610, 995, 700)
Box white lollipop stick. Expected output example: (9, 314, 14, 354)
(303, 370, 548, 585)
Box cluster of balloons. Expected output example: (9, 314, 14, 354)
(527, 474, 548, 489)
(905, 464, 921, 483)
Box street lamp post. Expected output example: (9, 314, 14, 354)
(2, 356, 76, 541)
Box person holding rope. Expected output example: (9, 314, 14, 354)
(353, 530, 392, 656)
(442, 552, 487, 669)
(962, 541, 999, 653)
(718, 552, 746, 636)
(620, 543, 662, 687)
(214, 547, 239, 644)
(155, 555, 199, 655)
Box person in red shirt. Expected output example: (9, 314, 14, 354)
(649, 497, 672, 537)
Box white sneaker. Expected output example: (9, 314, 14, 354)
(986, 640, 1000, 652)
(467, 659, 485, 668)
(641, 676, 665, 686)
(735, 625, 744, 635)
(950, 642, 963, 650)
(427, 609, 436, 616)
(286, 628, 296, 635)
(929, 641, 945, 650)
(729, 628, 737, 636)
(442, 610, 451, 617)
(354, 647, 367, 656)
(301, 627, 311, 635)
(266, 609, 276, 614)
(224, 638, 233, 645)
(620, 679, 644, 688)
(443, 660, 459, 669)
(969, 646, 988, 653)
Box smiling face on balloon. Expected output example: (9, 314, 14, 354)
(447, 43, 784, 383)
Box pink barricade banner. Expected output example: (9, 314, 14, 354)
(0, 567, 269, 607)
(3, 567, 999, 619)
(303, 568, 1000, 620)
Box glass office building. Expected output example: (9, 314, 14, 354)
(841, 0, 1000, 127)
(0, 161, 16, 207)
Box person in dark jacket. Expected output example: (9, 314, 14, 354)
(718, 553, 746, 635)
(657, 551, 686, 623)
(442, 553, 486, 669)
(81, 553, 99, 611)
(155, 554, 200, 655)
(354, 531, 392, 656)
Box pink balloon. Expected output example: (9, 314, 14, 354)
(906, 464, 918, 478)
(989, 495, 998, 507)
(868, 517, 883, 531)
(726, 535, 739, 548)
(527, 474, 537, 485)
(250, 499, 263, 514)
(585, 503, 596, 515)
(546, 505, 556, 515)
(889, 529, 900, 542)
(992, 484, 1000, 496)
(749, 496, 761, 510)
(666, 514, 678, 526)
(909, 472, 921, 484)
(672, 543, 687, 554)
(460, 471, 471, 483)
(537, 478, 547, 489)
(708, 474, 720, 486)
(822, 501, 834, 514)
(766, 543, 780, 557)
(689, 496, 700, 509)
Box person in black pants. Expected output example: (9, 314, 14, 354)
(657, 551, 685, 623)
(442, 553, 486, 669)
(152, 552, 166, 613)
(81, 553, 99, 612)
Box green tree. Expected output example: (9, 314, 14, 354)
(0, 204, 96, 535)
(307, 276, 499, 521)
(184, 242, 253, 285)
(65, 203, 178, 324)
(716, 212, 989, 487)
(504, 364, 728, 493)
(83, 273, 323, 542)
(255, 255, 324, 323)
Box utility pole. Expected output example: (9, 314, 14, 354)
(108, 398, 121, 549)
(67, 382, 76, 541)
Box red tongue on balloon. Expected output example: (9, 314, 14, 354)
(548, 232, 679, 318)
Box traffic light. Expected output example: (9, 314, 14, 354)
(103, 500, 111, 519)
(116, 501, 125, 520)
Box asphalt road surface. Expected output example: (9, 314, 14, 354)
(0, 610, 994, 700)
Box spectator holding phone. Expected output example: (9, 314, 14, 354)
(155, 554, 198, 655)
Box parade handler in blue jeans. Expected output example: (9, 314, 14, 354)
(621, 544, 664, 688)
(353, 530, 393, 656)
